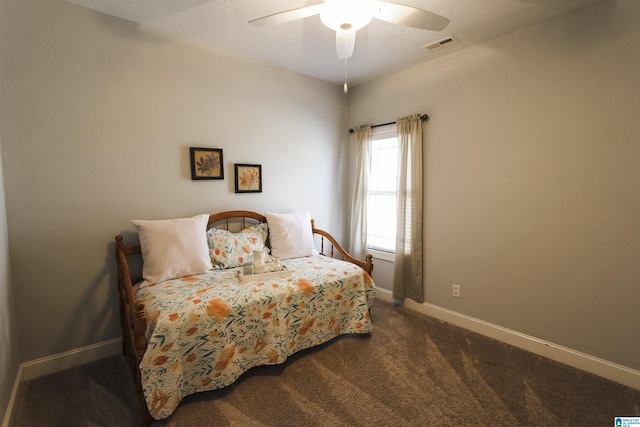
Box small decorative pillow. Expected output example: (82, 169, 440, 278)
(266, 212, 316, 259)
(131, 214, 212, 285)
(207, 222, 268, 269)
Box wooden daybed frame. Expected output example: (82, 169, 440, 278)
(114, 210, 373, 425)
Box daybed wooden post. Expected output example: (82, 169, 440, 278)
(115, 236, 128, 356)
(133, 301, 147, 362)
(310, 220, 374, 276)
(115, 235, 153, 426)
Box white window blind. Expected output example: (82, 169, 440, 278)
(367, 125, 397, 253)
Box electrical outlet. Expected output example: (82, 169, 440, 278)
(452, 284, 461, 298)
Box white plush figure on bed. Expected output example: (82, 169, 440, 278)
(252, 249, 266, 273)
(252, 247, 283, 274)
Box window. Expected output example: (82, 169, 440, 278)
(367, 125, 397, 254)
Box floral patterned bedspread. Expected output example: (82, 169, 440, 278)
(134, 255, 376, 420)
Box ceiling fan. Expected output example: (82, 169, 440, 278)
(248, 0, 450, 60)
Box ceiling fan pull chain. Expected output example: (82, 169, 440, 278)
(343, 31, 349, 94)
(344, 57, 348, 94)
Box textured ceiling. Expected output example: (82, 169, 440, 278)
(65, 0, 604, 87)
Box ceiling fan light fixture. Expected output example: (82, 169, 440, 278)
(320, 0, 375, 32)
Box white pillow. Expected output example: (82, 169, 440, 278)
(266, 212, 316, 259)
(132, 214, 212, 284)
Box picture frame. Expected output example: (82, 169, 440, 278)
(190, 147, 224, 180)
(234, 164, 262, 193)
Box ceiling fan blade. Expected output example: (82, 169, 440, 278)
(336, 30, 356, 59)
(373, 1, 450, 31)
(248, 4, 324, 27)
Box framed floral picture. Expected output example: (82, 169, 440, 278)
(234, 164, 262, 193)
(190, 147, 224, 180)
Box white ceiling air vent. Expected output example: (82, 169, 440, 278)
(422, 35, 458, 52)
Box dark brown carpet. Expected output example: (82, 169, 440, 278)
(11, 300, 640, 426)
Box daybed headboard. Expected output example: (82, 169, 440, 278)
(115, 210, 373, 288)
(205, 210, 373, 274)
(207, 210, 266, 232)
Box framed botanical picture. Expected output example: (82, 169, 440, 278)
(190, 147, 224, 180)
(234, 164, 262, 193)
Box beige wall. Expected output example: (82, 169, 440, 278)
(0, 0, 347, 362)
(349, 0, 640, 370)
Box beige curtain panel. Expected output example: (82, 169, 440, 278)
(393, 114, 424, 303)
(349, 125, 372, 261)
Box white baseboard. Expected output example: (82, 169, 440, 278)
(20, 337, 123, 381)
(375, 288, 640, 390)
(374, 288, 395, 303)
(2, 337, 122, 427)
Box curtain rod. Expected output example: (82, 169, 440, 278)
(348, 114, 429, 134)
